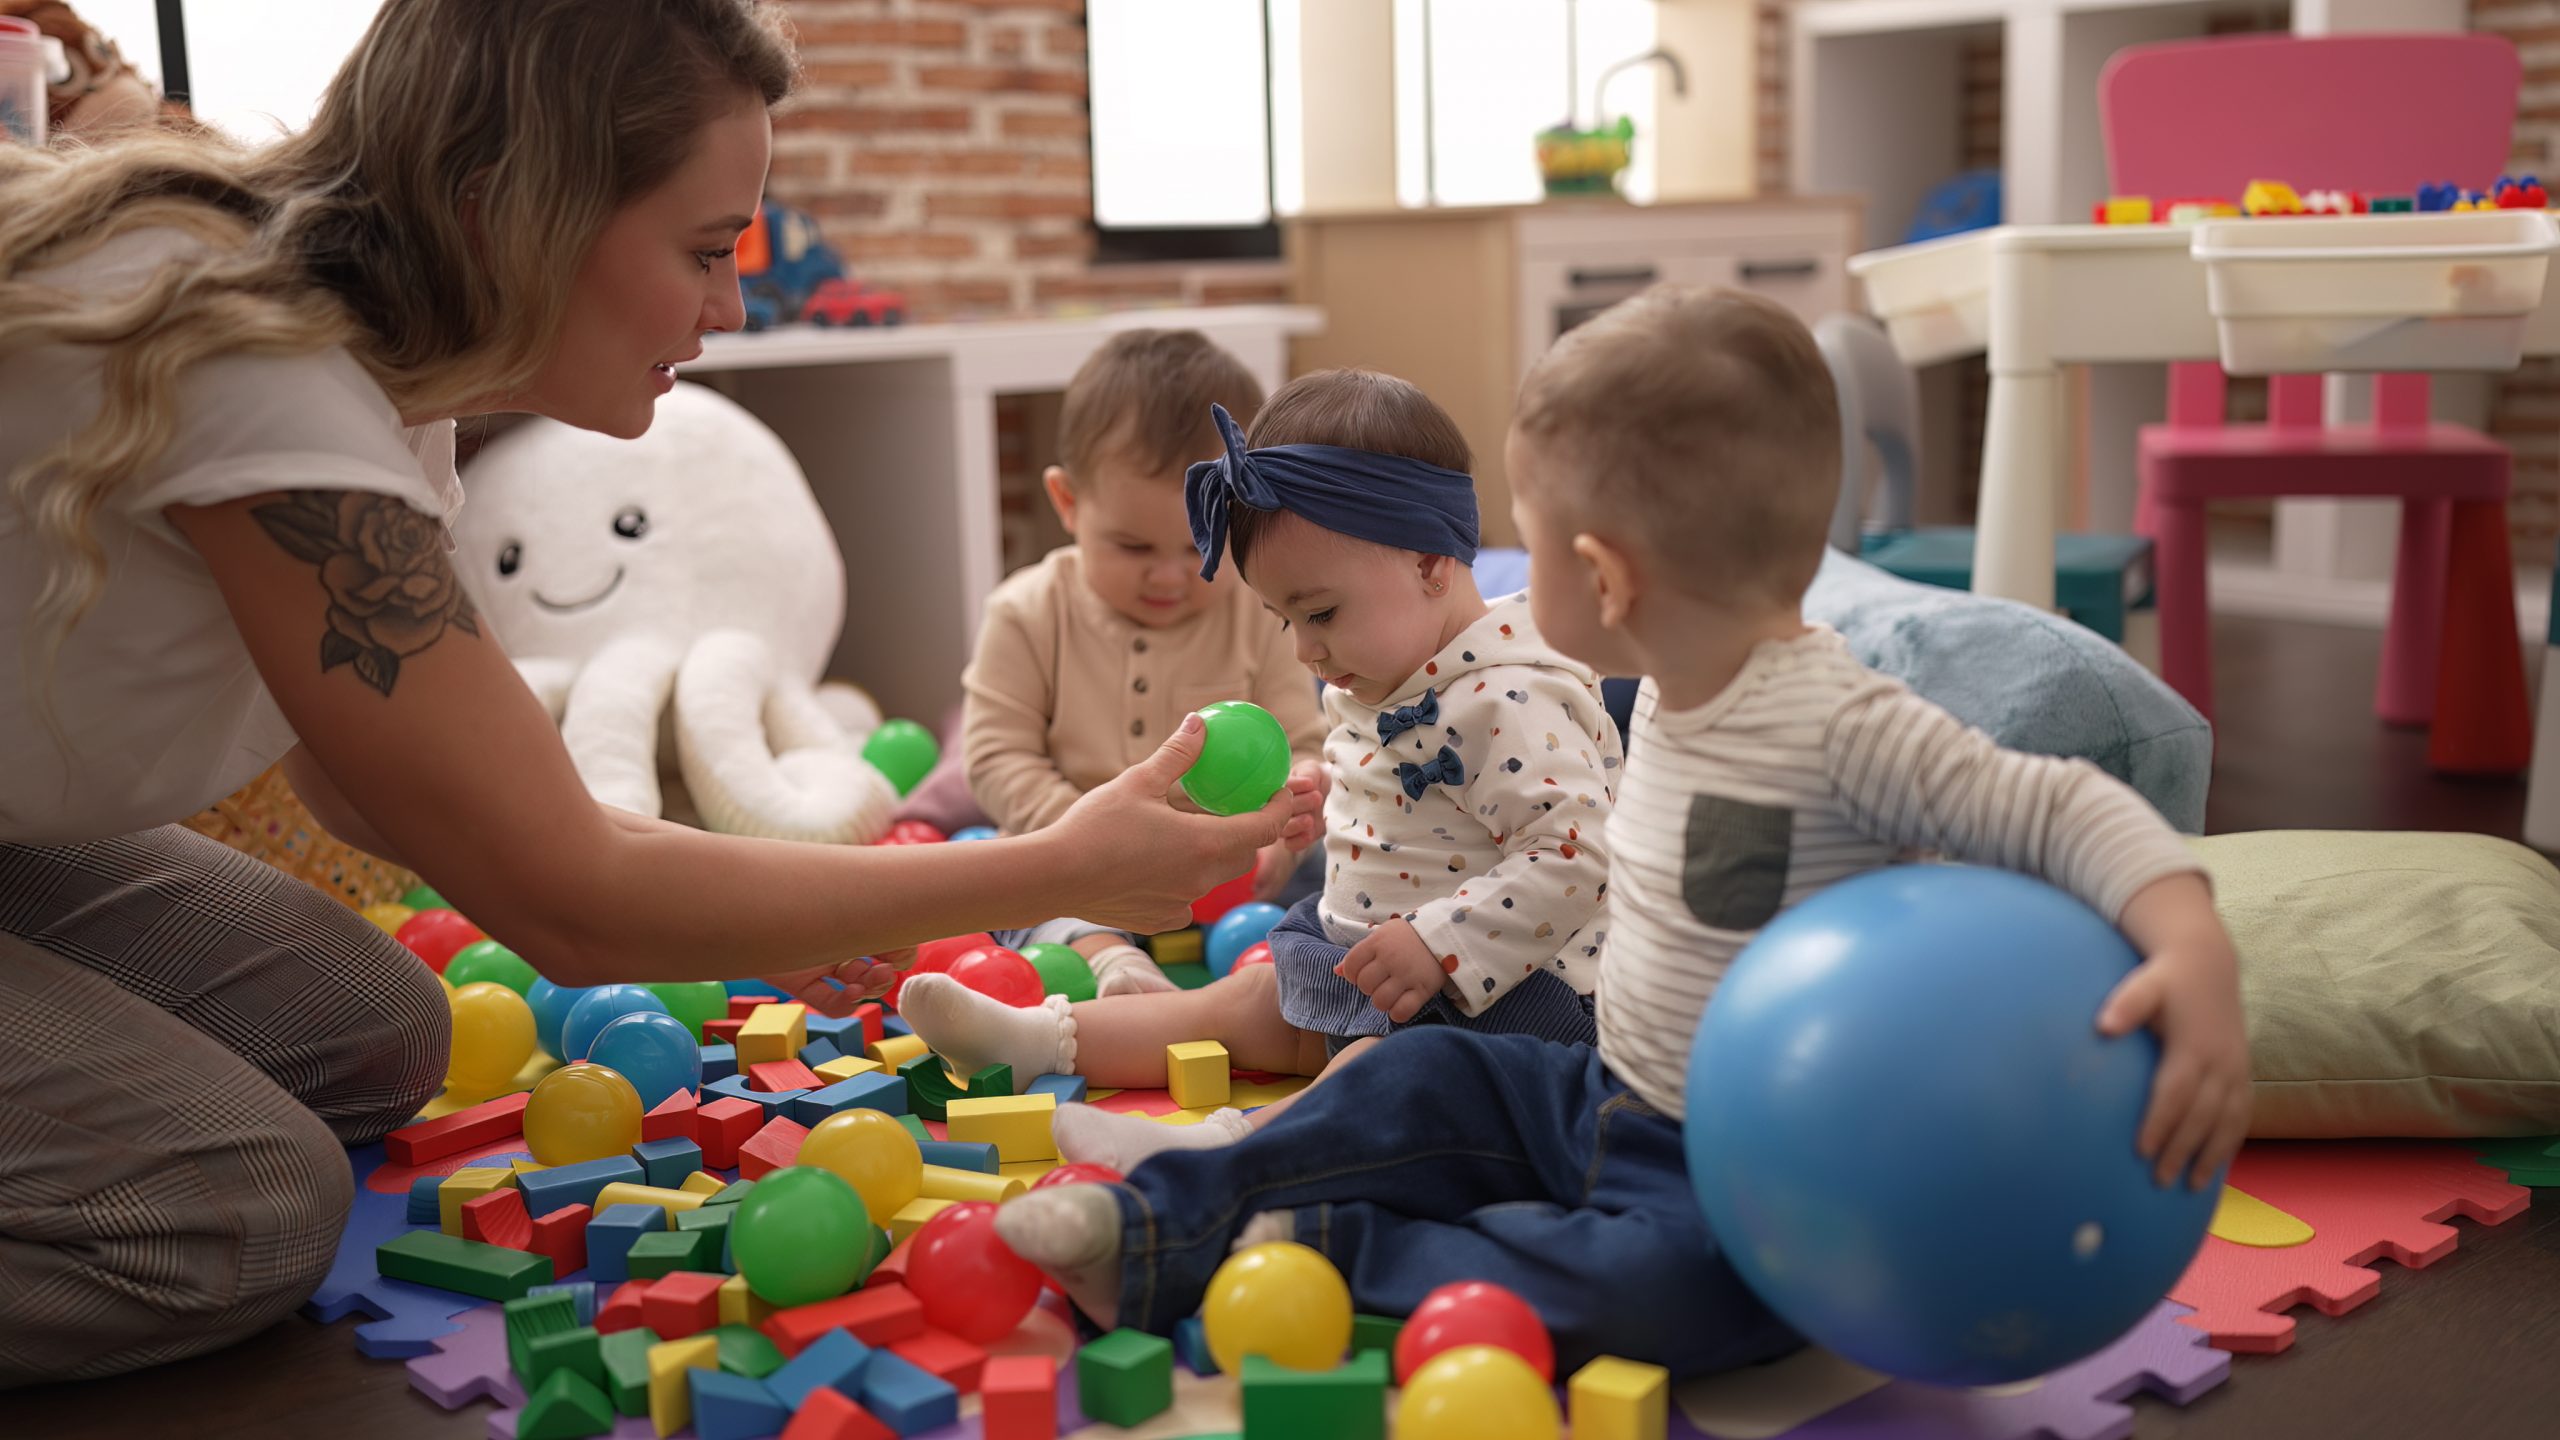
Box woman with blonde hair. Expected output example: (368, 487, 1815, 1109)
(0, 0, 1301, 1383)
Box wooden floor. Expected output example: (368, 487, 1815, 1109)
(13, 614, 2555, 1439)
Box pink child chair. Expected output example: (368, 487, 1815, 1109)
(2101, 32, 2534, 774)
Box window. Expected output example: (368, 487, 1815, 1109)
(97, 0, 385, 141)
(1396, 0, 1662, 209)
(1086, 0, 1283, 262)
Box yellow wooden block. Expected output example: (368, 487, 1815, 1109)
(1000, 1158, 1059, 1187)
(814, 1054, 884, 1083)
(595, 1181, 707, 1217)
(736, 1002, 808, 1066)
(438, 1166, 517, 1236)
(1165, 1041, 1232, 1111)
(1150, 929, 1204, 966)
(718, 1271, 775, 1327)
(946, 1093, 1058, 1164)
(867, 1033, 929, 1068)
(509, 1159, 548, 1176)
(679, 1171, 727, 1197)
(647, 1334, 720, 1437)
(2210, 1185, 2314, 1248)
(2100, 195, 2153, 225)
(920, 1164, 1030, 1205)
(889, 1195, 956, 1244)
(1570, 1355, 1671, 1440)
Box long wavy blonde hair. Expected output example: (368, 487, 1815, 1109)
(1, 0, 796, 709)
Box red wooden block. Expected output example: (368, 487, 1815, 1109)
(738, 1116, 811, 1181)
(529, 1203, 591, 1279)
(705, 1018, 747, 1046)
(458, 1187, 533, 1250)
(729, 997, 770, 1022)
(643, 1089, 700, 1143)
(866, 1235, 914, 1290)
(595, 1280, 652, 1334)
(641, 1269, 728, 1340)
(979, 1354, 1057, 1440)
(695, 1096, 765, 1171)
(384, 1090, 531, 1167)
(853, 1004, 886, 1049)
(749, 1059, 825, 1094)
(890, 1327, 987, 1394)
(762, 1284, 925, 1357)
(779, 1387, 897, 1440)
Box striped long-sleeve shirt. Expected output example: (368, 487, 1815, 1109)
(1599, 625, 2203, 1118)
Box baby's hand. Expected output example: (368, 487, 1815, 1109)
(1335, 918, 1444, 1024)
(2102, 875, 2252, 1189)
(1280, 759, 1327, 852)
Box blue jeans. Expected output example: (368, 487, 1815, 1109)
(1268, 895, 1598, 1049)
(1109, 1028, 1801, 1380)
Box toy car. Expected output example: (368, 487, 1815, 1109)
(802, 278, 907, 328)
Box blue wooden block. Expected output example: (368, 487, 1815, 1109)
(798, 1036, 845, 1067)
(584, 1203, 664, 1286)
(1176, 1313, 1219, 1375)
(1026, 1072, 1089, 1106)
(860, 1349, 958, 1435)
(631, 1136, 703, 1190)
(689, 1368, 789, 1440)
(787, 1072, 908, 1127)
(518, 1155, 645, 1218)
(705, 1072, 805, 1119)
(764, 1327, 873, 1411)
(527, 1280, 599, 1327)
(698, 1043, 738, 1084)
(882, 1012, 913, 1039)
(406, 1174, 444, 1225)
(916, 1139, 999, 1174)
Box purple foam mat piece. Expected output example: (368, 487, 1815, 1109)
(408, 1303, 527, 1411)
(309, 1143, 543, 1359)
(1666, 1301, 2229, 1440)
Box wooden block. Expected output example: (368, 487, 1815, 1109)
(945, 1094, 1057, 1164)
(386, 1090, 531, 1166)
(888, 1196, 955, 1244)
(711, 1322, 788, 1379)
(729, 995, 770, 1021)
(529, 1203, 591, 1279)
(510, 1158, 549, 1177)
(778, 1387, 897, 1440)
(738, 1115, 812, 1180)
(700, 1043, 738, 1084)
(594, 1181, 707, 1218)
(1570, 1355, 1671, 1440)
(918, 1165, 1027, 1206)
(377, 1229, 553, 1302)
(647, 1333, 721, 1438)
(519, 1367, 617, 1440)
(704, 1018, 747, 1046)
(814, 1054, 885, 1083)
(587, 1204, 666, 1286)
(691, 1367, 790, 1439)
(859, 1349, 958, 1435)
(1076, 1329, 1172, 1429)
(866, 1033, 928, 1069)
(523, 1323, 607, 1393)
(599, 1324, 663, 1413)
(680, 1170, 727, 1197)
(916, 1139, 999, 1174)
(642, 1089, 700, 1143)
(888, 1327, 987, 1394)
(767, 1328, 875, 1412)
(1242, 1350, 1387, 1440)
(852, 1003, 887, 1049)
(641, 1269, 729, 1340)
(763, 1284, 925, 1357)
(438, 1166, 518, 1236)
(707, 1072, 806, 1118)
(519, 1155, 644, 1216)
(695, 1096, 765, 1171)
(595, 1280, 652, 1335)
(737, 1003, 809, 1065)
(1165, 1041, 1231, 1110)
(979, 1353, 1058, 1440)
(719, 1271, 776, 1329)
(789, 1072, 908, 1127)
(632, 1136, 705, 1189)
(461, 1187, 534, 1250)
(625, 1228, 720, 1280)
(750, 1058, 826, 1094)
(504, 1290, 582, 1382)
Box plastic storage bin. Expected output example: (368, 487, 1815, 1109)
(1846, 228, 1995, 366)
(2190, 211, 2559, 374)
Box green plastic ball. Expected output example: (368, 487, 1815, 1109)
(862, 720, 941, 797)
(645, 980, 732, 1044)
(1180, 701, 1291, 816)
(731, 1166, 871, 1307)
(401, 884, 452, 912)
(443, 940, 540, 996)
(1021, 941, 1098, 1004)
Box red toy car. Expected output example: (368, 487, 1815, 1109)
(802, 278, 907, 327)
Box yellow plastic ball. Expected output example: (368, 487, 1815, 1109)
(1201, 1241, 1352, 1373)
(1395, 1345, 1562, 1440)
(799, 1108, 923, 1223)
(445, 981, 536, 1098)
(523, 1062, 644, 1166)
(362, 901, 416, 935)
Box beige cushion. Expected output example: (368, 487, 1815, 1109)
(2200, 830, 2560, 1138)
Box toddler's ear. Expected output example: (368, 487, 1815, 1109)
(1042, 466, 1080, 535)
(1573, 531, 1641, 629)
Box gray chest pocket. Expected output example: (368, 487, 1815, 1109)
(1682, 795, 1794, 931)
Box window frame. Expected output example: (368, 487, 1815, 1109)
(1084, 0, 1283, 267)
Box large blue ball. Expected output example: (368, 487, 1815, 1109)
(1206, 902, 1286, 978)
(1685, 865, 2217, 1386)
(586, 1010, 705, 1109)
(525, 978, 591, 1062)
(561, 984, 672, 1065)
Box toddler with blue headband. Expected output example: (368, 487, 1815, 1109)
(894, 370, 1619, 1173)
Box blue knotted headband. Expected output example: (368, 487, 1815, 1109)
(1184, 404, 1480, 582)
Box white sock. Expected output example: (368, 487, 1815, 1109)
(894, 975, 1075, 1089)
(1089, 944, 1178, 997)
(1054, 1103, 1253, 1172)
(1232, 1209, 1296, 1253)
(991, 1182, 1124, 1327)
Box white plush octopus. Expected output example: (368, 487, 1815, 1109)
(453, 382, 900, 843)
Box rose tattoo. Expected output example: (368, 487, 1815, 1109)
(252, 491, 480, 697)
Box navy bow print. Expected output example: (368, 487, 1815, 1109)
(1396, 746, 1466, 801)
(1377, 688, 1440, 746)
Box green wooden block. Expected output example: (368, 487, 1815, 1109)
(524, 1325, 606, 1393)
(598, 1326, 662, 1416)
(519, 1366, 616, 1440)
(898, 1052, 1012, 1121)
(704, 1179, 757, 1207)
(1349, 1313, 1404, 1357)
(675, 1204, 736, 1240)
(1241, 1351, 1387, 1440)
(894, 1114, 931, 1145)
(1077, 1328, 1174, 1428)
(377, 1228, 553, 1301)
(710, 1323, 787, 1379)
(624, 1228, 718, 1279)
(503, 1291, 581, 1380)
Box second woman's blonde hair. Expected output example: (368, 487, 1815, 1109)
(0, 0, 797, 715)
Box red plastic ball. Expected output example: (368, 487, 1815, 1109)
(1032, 1162, 1124, 1190)
(944, 946, 1044, 1008)
(885, 820, 948, 846)
(914, 933, 996, 976)
(1393, 1280, 1555, 1384)
(904, 1201, 1043, 1343)
(1232, 942, 1275, 971)
(396, 908, 486, 974)
(1189, 870, 1257, 927)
